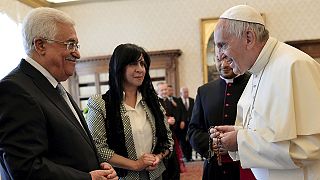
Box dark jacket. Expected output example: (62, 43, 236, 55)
(188, 74, 250, 180)
(0, 59, 100, 180)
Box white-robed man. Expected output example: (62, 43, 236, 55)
(209, 5, 320, 180)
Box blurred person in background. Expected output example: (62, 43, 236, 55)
(176, 87, 194, 162)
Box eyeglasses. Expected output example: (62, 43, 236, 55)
(45, 38, 80, 52)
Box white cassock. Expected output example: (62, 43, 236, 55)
(229, 37, 320, 180)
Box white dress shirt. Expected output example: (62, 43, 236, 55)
(123, 92, 153, 158)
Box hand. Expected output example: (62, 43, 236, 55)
(135, 153, 156, 171)
(220, 130, 238, 152)
(180, 121, 185, 129)
(167, 116, 175, 125)
(146, 154, 161, 171)
(90, 169, 118, 180)
(100, 163, 118, 180)
(209, 125, 235, 139)
(209, 125, 237, 152)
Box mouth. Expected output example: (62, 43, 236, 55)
(65, 57, 77, 62)
(134, 76, 144, 80)
(222, 67, 233, 71)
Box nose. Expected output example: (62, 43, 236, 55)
(71, 50, 80, 59)
(136, 63, 144, 72)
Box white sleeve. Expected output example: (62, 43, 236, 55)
(228, 125, 243, 161)
(237, 128, 299, 169)
(290, 134, 320, 167)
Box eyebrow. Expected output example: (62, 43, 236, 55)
(65, 38, 78, 43)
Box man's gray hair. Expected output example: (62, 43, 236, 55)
(219, 19, 269, 43)
(21, 7, 75, 55)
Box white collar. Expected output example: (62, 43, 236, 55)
(25, 56, 59, 88)
(123, 91, 143, 109)
(248, 37, 278, 75)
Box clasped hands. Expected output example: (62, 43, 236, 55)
(209, 125, 238, 152)
(90, 162, 118, 180)
(135, 153, 163, 171)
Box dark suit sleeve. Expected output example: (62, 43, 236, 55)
(0, 81, 91, 180)
(187, 88, 210, 158)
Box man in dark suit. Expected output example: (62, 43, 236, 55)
(156, 82, 181, 180)
(0, 7, 117, 180)
(176, 87, 194, 162)
(188, 55, 254, 179)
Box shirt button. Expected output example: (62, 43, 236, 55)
(227, 93, 231, 96)
(224, 114, 228, 118)
(228, 84, 232, 87)
(225, 104, 229, 107)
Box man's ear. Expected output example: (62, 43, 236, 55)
(33, 38, 46, 55)
(245, 30, 256, 49)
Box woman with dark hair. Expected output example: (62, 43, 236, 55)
(86, 43, 174, 180)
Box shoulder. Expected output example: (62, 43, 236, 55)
(198, 80, 220, 93)
(273, 41, 313, 65)
(173, 96, 179, 101)
(87, 94, 105, 111)
(0, 73, 36, 103)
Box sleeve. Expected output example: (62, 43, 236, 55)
(86, 95, 115, 162)
(187, 88, 210, 157)
(236, 129, 298, 169)
(290, 134, 320, 167)
(159, 102, 174, 151)
(0, 80, 91, 180)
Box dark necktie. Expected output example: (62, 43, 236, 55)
(56, 83, 85, 130)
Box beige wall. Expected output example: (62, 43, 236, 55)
(4, 0, 320, 97)
(57, 0, 320, 97)
(0, 0, 32, 22)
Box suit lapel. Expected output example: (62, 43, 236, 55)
(20, 59, 95, 149)
(142, 100, 156, 152)
(68, 93, 98, 149)
(188, 97, 194, 112)
(179, 97, 189, 111)
(120, 103, 138, 160)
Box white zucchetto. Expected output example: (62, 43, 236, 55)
(220, 5, 265, 26)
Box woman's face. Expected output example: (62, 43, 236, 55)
(123, 54, 146, 89)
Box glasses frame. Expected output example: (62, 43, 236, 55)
(44, 38, 80, 52)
